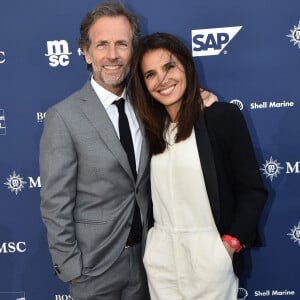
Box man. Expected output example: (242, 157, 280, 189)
(40, 2, 216, 299)
(40, 2, 150, 299)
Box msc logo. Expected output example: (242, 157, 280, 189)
(260, 157, 284, 181)
(45, 40, 72, 67)
(192, 26, 242, 56)
(288, 222, 300, 246)
(286, 21, 300, 49)
(0, 50, 6, 64)
(260, 157, 300, 181)
(0, 241, 26, 253)
(4, 171, 41, 195)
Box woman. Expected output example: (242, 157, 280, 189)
(130, 32, 267, 300)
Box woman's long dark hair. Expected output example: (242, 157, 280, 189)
(129, 32, 204, 154)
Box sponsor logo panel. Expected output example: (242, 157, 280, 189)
(239, 287, 297, 298)
(192, 26, 242, 56)
(228, 99, 296, 111)
(3, 171, 41, 195)
(44, 39, 82, 68)
(45, 40, 72, 67)
(260, 157, 300, 181)
(254, 289, 296, 297)
(0, 242, 27, 254)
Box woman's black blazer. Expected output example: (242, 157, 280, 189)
(194, 102, 268, 276)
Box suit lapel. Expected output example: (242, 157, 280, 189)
(136, 115, 150, 185)
(194, 116, 220, 223)
(79, 80, 134, 181)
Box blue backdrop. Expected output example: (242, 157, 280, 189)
(1, 1, 299, 299)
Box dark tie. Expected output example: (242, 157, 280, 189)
(114, 98, 142, 239)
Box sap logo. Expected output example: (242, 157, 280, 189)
(45, 40, 72, 67)
(37, 112, 46, 123)
(192, 26, 242, 56)
(55, 295, 73, 300)
(0, 50, 5, 64)
(0, 241, 26, 253)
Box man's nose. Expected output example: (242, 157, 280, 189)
(106, 44, 118, 59)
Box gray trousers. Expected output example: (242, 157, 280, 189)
(70, 243, 150, 300)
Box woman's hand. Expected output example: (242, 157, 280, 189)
(222, 240, 235, 260)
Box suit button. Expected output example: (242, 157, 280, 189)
(135, 188, 139, 194)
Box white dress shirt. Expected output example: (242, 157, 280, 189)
(90, 77, 142, 172)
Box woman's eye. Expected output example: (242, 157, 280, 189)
(145, 72, 154, 79)
(166, 63, 175, 70)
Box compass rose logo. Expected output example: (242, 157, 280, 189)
(4, 171, 27, 195)
(286, 21, 300, 49)
(260, 156, 284, 181)
(287, 222, 300, 246)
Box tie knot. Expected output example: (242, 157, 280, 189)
(113, 98, 125, 111)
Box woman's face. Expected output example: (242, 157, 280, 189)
(141, 48, 186, 121)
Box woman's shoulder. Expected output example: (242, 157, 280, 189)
(204, 101, 241, 121)
(205, 101, 239, 112)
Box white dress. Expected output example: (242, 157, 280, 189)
(143, 123, 238, 300)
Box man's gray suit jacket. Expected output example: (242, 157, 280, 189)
(40, 80, 151, 282)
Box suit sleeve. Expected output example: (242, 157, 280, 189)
(40, 107, 82, 282)
(227, 105, 267, 247)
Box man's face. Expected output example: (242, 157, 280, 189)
(83, 16, 133, 95)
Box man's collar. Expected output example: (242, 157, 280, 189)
(90, 76, 128, 109)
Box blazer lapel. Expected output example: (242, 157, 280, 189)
(79, 81, 134, 181)
(194, 116, 220, 223)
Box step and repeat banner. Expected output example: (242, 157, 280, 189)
(0, 0, 299, 299)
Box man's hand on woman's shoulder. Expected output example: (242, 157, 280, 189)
(200, 89, 218, 107)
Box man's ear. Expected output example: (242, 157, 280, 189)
(82, 48, 92, 64)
